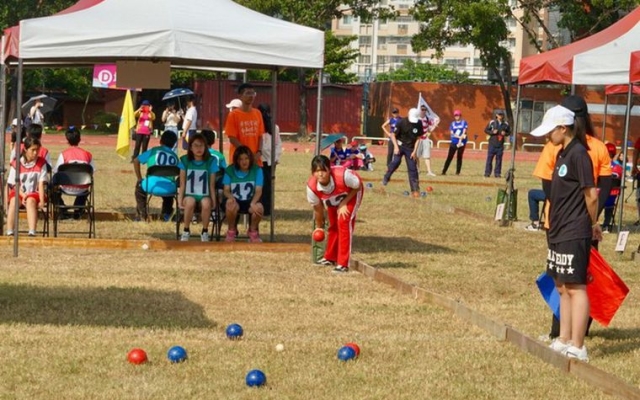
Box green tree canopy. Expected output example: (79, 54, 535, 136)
(376, 59, 472, 83)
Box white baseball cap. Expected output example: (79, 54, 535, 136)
(408, 108, 421, 123)
(529, 105, 575, 137)
(225, 99, 242, 109)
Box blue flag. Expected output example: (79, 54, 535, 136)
(536, 272, 560, 319)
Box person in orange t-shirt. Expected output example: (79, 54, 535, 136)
(224, 83, 264, 166)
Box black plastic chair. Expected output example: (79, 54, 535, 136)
(145, 165, 181, 239)
(51, 163, 95, 238)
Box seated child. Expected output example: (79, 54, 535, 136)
(223, 145, 264, 243)
(602, 142, 624, 232)
(329, 139, 347, 166)
(133, 130, 179, 222)
(342, 140, 362, 170)
(5, 137, 48, 236)
(53, 126, 96, 218)
(178, 133, 218, 241)
(11, 124, 51, 167)
(201, 129, 228, 188)
(359, 144, 376, 171)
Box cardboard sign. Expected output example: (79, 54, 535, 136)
(615, 231, 629, 252)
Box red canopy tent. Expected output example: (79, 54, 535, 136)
(519, 6, 640, 85)
(631, 51, 640, 83)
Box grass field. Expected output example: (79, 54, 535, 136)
(1, 135, 639, 399)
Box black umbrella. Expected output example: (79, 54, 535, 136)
(21, 94, 57, 116)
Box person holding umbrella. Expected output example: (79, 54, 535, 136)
(162, 102, 181, 151)
(29, 98, 44, 126)
(133, 100, 156, 160)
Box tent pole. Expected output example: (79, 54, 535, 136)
(602, 93, 608, 142)
(617, 84, 633, 234)
(0, 35, 6, 236)
(503, 84, 521, 224)
(314, 70, 323, 156)
(270, 68, 277, 242)
(217, 72, 224, 155)
(13, 59, 23, 257)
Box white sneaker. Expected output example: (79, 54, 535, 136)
(427, 172, 436, 176)
(180, 231, 190, 242)
(525, 223, 540, 231)
(563, 345, 589, 362)
(549, 338, 571, 353)
(6, 230, 14, 236)
(201, 232, 209, 242)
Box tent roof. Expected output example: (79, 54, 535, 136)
(519, 7, 640, 85)
(632, 51, 640, 83)
(16, 0, 324, 70)
(2, 0, 104, 63)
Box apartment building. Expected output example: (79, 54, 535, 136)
(331, 0, 559, 82)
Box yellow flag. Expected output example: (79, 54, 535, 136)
(116, 90, 136, 158)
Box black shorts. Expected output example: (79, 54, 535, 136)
(546, 238, 591, 285)
(222, 198, 251, 214)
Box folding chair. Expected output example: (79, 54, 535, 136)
(603, 177, 623, 232)
(51, 163, 95, 238)
(145, 165, 181, 240)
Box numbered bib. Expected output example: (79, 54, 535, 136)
(21, 171, 40, 193)
(156, 152, 178, 166)
(323, 193, 347, 208)
(231, 182, 255, 202)
(186, 170, 209, 196)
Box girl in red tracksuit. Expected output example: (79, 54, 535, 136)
(306, 155, 363, 273)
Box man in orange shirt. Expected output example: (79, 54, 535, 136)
(224, 83, 264, 165)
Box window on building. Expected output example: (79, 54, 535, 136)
(359, 36, 371, 46)
(359, 55, 371, 64)
(398, 24, 408, 35)
(342, 15, 352, 25)
(508, 38, 516, 48)
(397, 44, 407, 54)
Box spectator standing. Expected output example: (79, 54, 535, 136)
(381, 108, 401, 167)
(224, 83, 264, 165)
(181, 96, 198, 151)
(483, 110, 511, 178)
(416, 105, 436, 176)
(133, 100, 155, 160)
(441, 109, 468, 176)
(257, 103, 282, 217)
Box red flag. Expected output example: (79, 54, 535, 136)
(587, 248, 629, 327)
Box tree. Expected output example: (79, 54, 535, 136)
(376, 59, 472, 83)
(510, 0, 640, 52)
(235, 0, 396, 137)
(411, 0, 515, 123)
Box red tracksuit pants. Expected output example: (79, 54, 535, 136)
(324, 192, 362, 267)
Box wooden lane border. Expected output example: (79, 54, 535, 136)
(350, 259, 640, 399)
(0, 237, 308, 253)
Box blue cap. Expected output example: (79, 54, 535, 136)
(142, 100, 150, 106)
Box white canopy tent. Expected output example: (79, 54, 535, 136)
(1, 0, 325, 253)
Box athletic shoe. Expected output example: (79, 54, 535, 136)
(180, 231, 190, 242)
(602, 226, 610, 234)
(248, 230, 262, 243)
(315, 257, 336, 266)
(549, 338, 571, 353)
(225, 230, 237, 242)
(6, 230, 14, 236)
(382, 177, 389, 186)
(201, 232, 210, 242)
(427, 172, 436, 177)
(28, 230, 36, 237)
(563, 345, 589, 362)
(525, 223, 540, 231)
(162, 213, 172, 222)
(332, 265, 349, 273)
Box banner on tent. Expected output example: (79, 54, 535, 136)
(93, 64, 117, 89)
